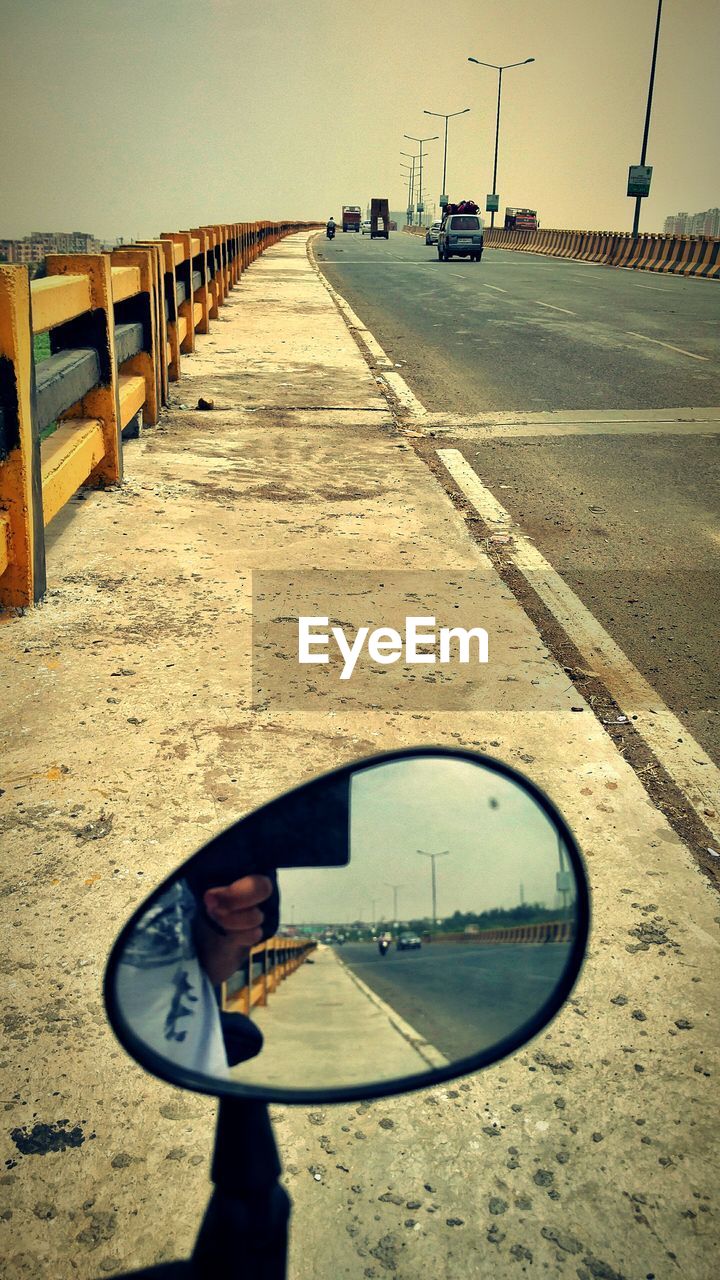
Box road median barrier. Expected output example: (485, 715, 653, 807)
(483, 225, 720, 277)
(222, 936, 317, 1016)
(426, 920, 573, 945)
(0, 220, 319, 610)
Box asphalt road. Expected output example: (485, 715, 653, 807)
(338, 941, 571, 1062)
(317, 233, 720, 764)
(316, 231, 720, 411)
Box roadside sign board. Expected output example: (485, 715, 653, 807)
(416, 202, 424, 213)
(486, 193, 499, 212)
(627, 165, 652, 198)
(439, 194, 448, 207)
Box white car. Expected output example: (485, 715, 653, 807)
(360, 220, 372, 235)
(425, 220, 442, 246)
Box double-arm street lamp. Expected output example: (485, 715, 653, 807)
(423, 108, 470, 210)
(467, 55, 535, 227)
(404, 133, 438, 225)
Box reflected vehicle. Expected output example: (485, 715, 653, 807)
(397, 932, 422, 950)
(107, 747, 586, 1099)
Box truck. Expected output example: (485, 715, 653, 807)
(504, 208, 538, 231)
(370, 198, 389, 240)
(342, 206, 361, 233)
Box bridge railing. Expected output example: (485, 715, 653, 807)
(222, 936, 317, 1016)
(0, 220, 318, 611)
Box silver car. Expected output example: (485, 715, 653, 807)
(437, 213, 484, 261)
(425, 220, 442, 246)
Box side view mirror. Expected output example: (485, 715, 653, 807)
(104, 747, 589, 1103)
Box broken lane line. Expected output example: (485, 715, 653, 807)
(482, 283, 508, 293)
(624, 331, 709, 361)
(534, 301, 577, 315)
(436, 446, 720, 840)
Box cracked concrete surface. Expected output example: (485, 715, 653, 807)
(0, 233, 717, 1279)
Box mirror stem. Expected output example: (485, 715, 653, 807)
(191, 1099, 291, 1279)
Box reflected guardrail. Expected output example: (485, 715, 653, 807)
(222, 936, 317, 1016)
(426, 920, 574, 945)
(0, 220, 320, 611)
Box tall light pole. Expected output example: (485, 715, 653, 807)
(631, 0, 663, 237)
(404, 134, 438, 225)
(468, 55, 535, 228)
(401, 151, 420, 225)
(385, 883, 403, 925)
(423, 108, 470, 210)
(417, 850, 449, 927)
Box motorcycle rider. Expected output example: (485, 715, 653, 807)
(326, 215, 336, 237)
(377, 930, 392, 956)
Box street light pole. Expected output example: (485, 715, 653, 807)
(632, 0, 663, 238)
(468, 55, 535, 228)
(417, 850, 449, 927)
(401, 151, 419, 224)
(404, 134, 438, 226)
(423, 108, 470, 209)
(385, 883, 403, 924)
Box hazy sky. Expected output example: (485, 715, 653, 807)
(2, 0, 718, 241)
(279, 756, 571, 923)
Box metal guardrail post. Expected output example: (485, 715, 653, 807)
(45, 252, 122, 487)
(0, 266, 46, 609)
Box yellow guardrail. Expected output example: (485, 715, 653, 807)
(221, 936, 316, 1016)
(0, 220, 320, 610)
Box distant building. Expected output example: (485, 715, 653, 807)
(663, 208, 720, 237)
(0, 230, 102, 266)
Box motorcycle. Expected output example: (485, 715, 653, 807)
(104, 745, 590, 1278)
(326, 224, 335, 240)
(378, 937, 391, 956)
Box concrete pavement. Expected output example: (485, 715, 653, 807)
(0, 231, 717, 1279)
(235, 945, 445, 1091)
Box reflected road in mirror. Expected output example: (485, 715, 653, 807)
(110, 752, 583, 1095)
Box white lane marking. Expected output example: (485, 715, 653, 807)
(634, 283, 674, 292)
(436, 447, 720, 839)
(337, 955, 449, 1069)
(482, 283, 508, 293)
(624, 331, 709, 361)
(534, 301, 577, 315)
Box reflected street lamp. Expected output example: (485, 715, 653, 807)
(417, 849, 449, 928)
(404, 134, 439, 225)
(468, 55, 535, 228)
(385, 883, 403, 924)
(423, 108, 470, 210)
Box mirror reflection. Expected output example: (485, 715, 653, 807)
(112, 754, 582, 1093)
